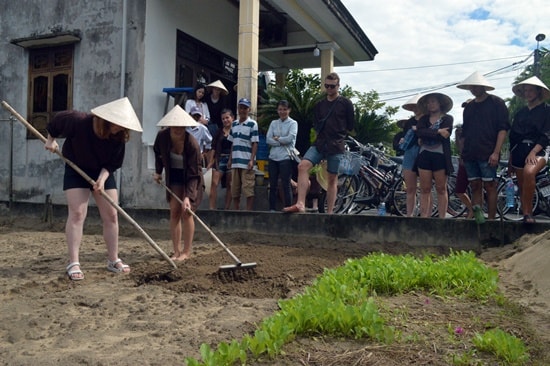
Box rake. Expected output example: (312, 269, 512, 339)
(158, 180, 257, 273)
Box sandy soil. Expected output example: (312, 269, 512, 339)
(0, 213, 549, 365)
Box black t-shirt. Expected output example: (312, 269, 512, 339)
(461, 95, 509, 161)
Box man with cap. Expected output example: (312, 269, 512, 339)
(228, 97, 259, 210)
(188, 105, 213, 167)
(44, 97, 142, 280)
(457, 71, 509, 221)
(508, 76, 550, 223)
(205, 79, 229, 137)
(153, 105, 204, 260)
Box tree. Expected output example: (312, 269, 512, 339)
(258, 69, 398, 153)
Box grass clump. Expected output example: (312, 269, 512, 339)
(186, 250, 524, 366)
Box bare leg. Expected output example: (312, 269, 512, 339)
(168, 186, 184, 259)
(209, 170, 221, 209)
(326, 172, 338, 214)
(65, 188, 90, 279)
(433, 170, 448, 218)
(246, 196, 254, 211)
(519, 157, 546, 218)
(457, 193, 474, 218)
(418, 169, 433, 218)
(224, 172, 232, 210)
(403, 169, 417, 217)
(484, 180, 498, 220)
(292, 160, 313, 210)
(93, 189, 126, 268)
(177, 209, 194, 260)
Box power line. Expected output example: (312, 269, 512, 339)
(375, 55, 533, 102)
(338, 54, 531, 74)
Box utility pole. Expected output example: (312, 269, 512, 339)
(534, 33, 545, 77)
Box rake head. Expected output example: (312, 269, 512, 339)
(218, 262, 257, 272)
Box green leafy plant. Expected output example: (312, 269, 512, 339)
(184, 251, 509, 365)
(472, 328, 529, 365)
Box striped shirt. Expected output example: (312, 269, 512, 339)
(228, 117, 259, 169)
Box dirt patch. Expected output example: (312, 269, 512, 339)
(0, 214, 548, 365)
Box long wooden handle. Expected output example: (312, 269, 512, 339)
(158, 180, 242, 265)
(1, 100, 176, 269)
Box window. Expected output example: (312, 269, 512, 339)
(27, 45, 74, 138)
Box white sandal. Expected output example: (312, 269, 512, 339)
(66, 262, 84, 281)
(107, 259, 130, 273)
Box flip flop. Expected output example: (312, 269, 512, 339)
(66, 262, 84, 281)
(282, 204, 305, 213)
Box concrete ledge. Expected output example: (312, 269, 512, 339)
(3, 202, 548, 254)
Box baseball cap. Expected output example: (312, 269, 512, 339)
(238, 98, 251, 108)
(190, 106, 202, 116)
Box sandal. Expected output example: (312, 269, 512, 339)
(107, 259, 130, 273)
(66, 262, 84, 281)
(523, 215, 536, 224)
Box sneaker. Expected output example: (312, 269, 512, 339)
(473, 205, 485, 224)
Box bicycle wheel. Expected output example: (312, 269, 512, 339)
(350, 178, 376, 214)
(319, 174, 359, 214)
(496, 178, 539, 221)
(391, 176, 410, 216)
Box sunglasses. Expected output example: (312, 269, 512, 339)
(324, 83, 338, 89)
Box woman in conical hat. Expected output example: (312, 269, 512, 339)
(153, 105, 204, 260)
(44, 97, 142, 280)
(205, 80, 230, 138)
(508, 76, 550, 223)
(415, 92, 454, 218)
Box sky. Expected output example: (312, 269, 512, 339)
(323, 0, 550, 124)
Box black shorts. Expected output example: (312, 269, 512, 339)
(169, 168, 185, 185)
(63, 165, 116, 190)
(416, 150, 446, 172)
(511, 142, 545, 168)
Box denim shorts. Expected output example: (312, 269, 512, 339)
(216, 155, 230, 174)
(402, 145, 419, 171)
(464, 160, 496, 182)
(303, 146, 343, 175)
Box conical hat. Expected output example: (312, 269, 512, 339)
(418, 92, 453, 114)
(316, 161, 329, 191)
(456, 71, 494, 91)
(207, 80, 228, 96)
(402, 94, 422, 111)
(512, 76, 550, 101)
(91, 97, 142, 132)
(157, 105, 200, 127)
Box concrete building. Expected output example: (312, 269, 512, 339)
(0, 0, 377, 210)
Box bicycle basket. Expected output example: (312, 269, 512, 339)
(339, 152, 362, 175)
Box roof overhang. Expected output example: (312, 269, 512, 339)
(10, 30, 81, 49)
(256, 0, 377, 71)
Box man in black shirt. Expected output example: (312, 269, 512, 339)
(457, 71, 509, 220)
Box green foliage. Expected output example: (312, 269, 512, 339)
(257, 69, 399, 154)
(185, 251, 504, 365)
(472, 328, 530, 365)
